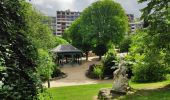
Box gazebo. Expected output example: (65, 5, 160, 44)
(51, 44, 83, 65)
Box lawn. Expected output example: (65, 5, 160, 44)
(39, 84, 112, 100)
(39, 79, 170, 100)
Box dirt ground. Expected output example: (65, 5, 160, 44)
(44, 56, 113, 87)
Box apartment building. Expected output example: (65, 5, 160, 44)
(56, 10, 81, 36)
(127, 14, 143, 33)
(53, 11, 142, 36)
(129, 21, 144, 32)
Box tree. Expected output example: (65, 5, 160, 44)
(23, 2, 56, 50)
(37, 49, 54, 88)
(0, 0, 42, 99)
(64, 0, 128, 60)
(138, 0, 170, 52)
(128, 0, 170, 82)
(127, 30, 168, 82)
(54, 36, 68, 46)
(63, 18, 93, 61)
(93, 44, 108, 60)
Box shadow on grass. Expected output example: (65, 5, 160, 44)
(116, 84, 170, 100)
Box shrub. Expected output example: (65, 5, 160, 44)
(131, 51, 168, 82)
(132, 62, 167, 82)
(119, 36, 132, 53)
(102, 50, 117, 78)
(86, 64, 104, 79)
(93, 65, 104, 79)
(51, 67, 65, 78)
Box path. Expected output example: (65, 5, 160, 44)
(44, 56, 113, 87)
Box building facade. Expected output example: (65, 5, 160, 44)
(56, 10, 81, 36)
(129, 21, 144, 32)
(49, 12, 142, 36)
(127, 14, 143, 33)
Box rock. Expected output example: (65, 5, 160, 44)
(98, 88, 112, 100)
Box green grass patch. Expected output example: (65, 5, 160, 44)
(130, 79, 170, 89)
(40, 78, 170, 100)
(118, 87, 170, 100)
(39, 84, 112, 100)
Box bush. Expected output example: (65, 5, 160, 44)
(128, 30, 168, 83)
(93, 65, 104, 79)
(132, 62, 167, 82)
(51, 67, 65, 78)
(86, 64, 104, 79)
(119, 36, 132, 53)
(102, 50, 117, 78)
(131, 51, 168, 82)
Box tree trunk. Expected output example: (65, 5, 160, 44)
(48, 78, 50, 88)
(85, 51, 88, 61)
(99, 55, 102, 61)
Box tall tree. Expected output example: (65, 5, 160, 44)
(0, 0, 42, 99)
(63, 18, 93, 60)
(64, 0, 128, 60)
(23, 2, 56, 50)
(127, 0, 170, 82)
(139, 0, 170, 49)
(138, 0, 170, 66)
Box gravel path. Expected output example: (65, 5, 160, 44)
(44, 56, 113, 87)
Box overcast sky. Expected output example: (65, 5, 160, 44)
(30, 0, 146, 18)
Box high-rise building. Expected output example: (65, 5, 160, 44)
(56, 10, 81, 36)
(53, 11, 142, 36)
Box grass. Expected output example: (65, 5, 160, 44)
(40, 78, 170, 100)
(118, 79, 170, 100)
(39, 84, 112, 100)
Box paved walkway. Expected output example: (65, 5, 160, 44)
(44, 56, 113, 87)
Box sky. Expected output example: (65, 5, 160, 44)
(30, 0, 146, 18)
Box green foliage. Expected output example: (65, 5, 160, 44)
(102, 49, 117, 78)
(54, 36, 68, 46)
(119, 36, 132, 53)
(37, 49, 55, 81)
(132, 56, 167, 82)
(23, 2, 56, 50)
(0, 0, 42, 99)
(86, 64, 104, 79)
(93, 44, 108, 60)
(64, 0, 128, 59)
(93, 65, 104, 79)
(127, 0, 170, 83)
(128, 30, 168, 82)
(80, 0, 128, 45)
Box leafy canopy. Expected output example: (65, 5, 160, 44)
(64, 0, 128, 59)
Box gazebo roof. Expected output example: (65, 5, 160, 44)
(51, 44, 82, 53)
